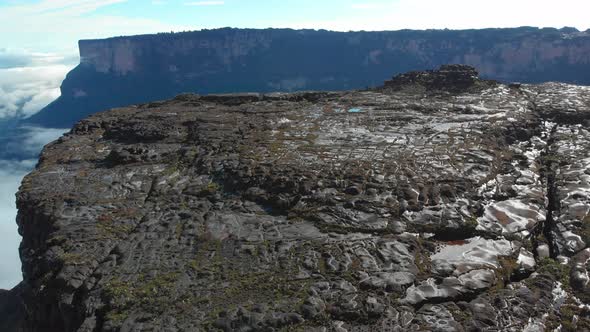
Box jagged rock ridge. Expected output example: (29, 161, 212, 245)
(28, 27, 590, 128)
(7, 66, 590, 331)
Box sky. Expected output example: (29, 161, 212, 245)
(0, 0, 590, 289)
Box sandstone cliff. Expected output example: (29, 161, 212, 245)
(28, 27, 590, 128)
(7, 66, 590, 331)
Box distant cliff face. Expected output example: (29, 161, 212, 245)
(29, 27, 590, 127)
(10, 67, 590, 331)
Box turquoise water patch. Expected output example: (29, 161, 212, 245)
(348, 108, 362, 113)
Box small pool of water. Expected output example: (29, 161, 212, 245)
(348, 108, 362, 113)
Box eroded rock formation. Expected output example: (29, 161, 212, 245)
(9, 66, 590, 331)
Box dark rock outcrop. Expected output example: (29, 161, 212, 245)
(8, 68, 590, 331)
(382, 64, 495, 93)
(28, 27, 590, 128)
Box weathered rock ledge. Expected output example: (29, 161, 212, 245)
(6, 66, 590, 331)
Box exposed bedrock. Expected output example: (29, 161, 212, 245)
(8, 66, 590, 331)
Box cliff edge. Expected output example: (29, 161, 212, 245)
(9, 66, 590, 331)
(27, 27, 590, 128)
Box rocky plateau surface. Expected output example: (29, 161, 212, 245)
(5, 65, 590, 331)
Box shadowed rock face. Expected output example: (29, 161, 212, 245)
(0, 285, 26, 332)
(28, 27, 590, 128)
(9, 67, 590, 331)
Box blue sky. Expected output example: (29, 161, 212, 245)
(95, 0, 356, 26)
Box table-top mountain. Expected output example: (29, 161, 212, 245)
(27, 27, 590, 128)
(6, 65, 590, 331)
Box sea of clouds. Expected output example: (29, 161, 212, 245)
(0, 48, 74, 289)
(0, 48, 77, 119)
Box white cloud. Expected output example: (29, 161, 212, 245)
(185, 1, 225, 6)
(20, 88, 61, 116)
(0, 63, 73, 119)
(351, 3, 384, 10)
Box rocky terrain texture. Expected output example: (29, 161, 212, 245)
(28, 27, 590, 128)
(4, 65, 590, 331)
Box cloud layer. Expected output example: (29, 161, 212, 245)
(0, 127, 66, 289)
(0, 159, 35, 289)
(0, 47, 71, 289)
(0, 49, 77, 120)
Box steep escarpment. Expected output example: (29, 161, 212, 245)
(28, 27, 590, 128)
(11, 66, 590, 331)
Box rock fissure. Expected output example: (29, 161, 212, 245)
(540, 123, 561, 260)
